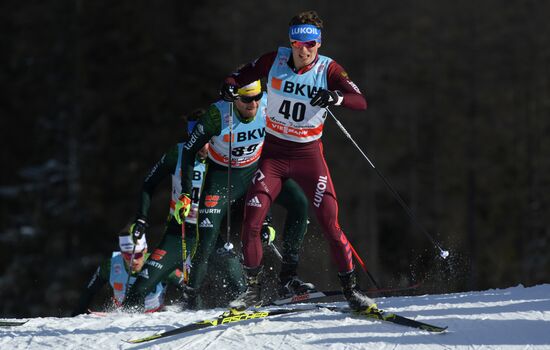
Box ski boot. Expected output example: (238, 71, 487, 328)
(278, 262, 316, 297)
(338, 269, 377, 311)
(228, 266, 263, 310)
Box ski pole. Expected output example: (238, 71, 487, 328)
(348, 241, 380, 288)
(269, 242, 284, 261)
(123, 242, 137, 299)
(269, 231, 379, 288)
(181, 222, 188, 284)
(326, 108, 449, 260)
(224, 102, 235, 252)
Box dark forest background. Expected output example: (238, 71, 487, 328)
(1, 1, 549, 317)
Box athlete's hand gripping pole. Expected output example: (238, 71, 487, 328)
(129, 217, 148, 242)
(174, 194, 192, 225)
(260, 221, 282, 261)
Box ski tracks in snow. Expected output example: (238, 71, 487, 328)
(2, 285, 550, 349)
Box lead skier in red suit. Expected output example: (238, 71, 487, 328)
(219, 10, 375, 311)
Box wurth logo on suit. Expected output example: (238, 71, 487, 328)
(146, 260, 163, 270)
(199, 208, 222, 215)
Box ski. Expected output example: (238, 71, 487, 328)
(323, 306, 447, 333)
(125, 307, 316, 344)
(270, 282, 422, 306)
(270, 290, 343, 306)
(0, 320, 28, 327)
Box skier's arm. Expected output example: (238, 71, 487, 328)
(71, 261, 110, 316)
(223, 51, 277, 88)
(136, 146, 179, 219)
(180, 105, 221, 195)
(326, 61, 367, 110)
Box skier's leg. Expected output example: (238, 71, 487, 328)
(186, 171, 228, 308)
(203, 179, 252, 308)
(207, 235, 246, 306)
(291, 142, 375, 310)
(274, 179, 315, 296)
(274, 179, 309, 262)
(240, 158, 285, 269)
(291, 148, 353, 273)
(229, 158, 285, 309)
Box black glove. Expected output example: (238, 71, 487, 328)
(310, 89, 343, 108)
(129, 216, 148, 242)
(219, 83, 239, 102)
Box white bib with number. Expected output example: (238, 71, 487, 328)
(208, 97, 267, 168)
(266, 47, 332, 142)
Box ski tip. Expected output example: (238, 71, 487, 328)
(0, 320, 28, 327)
(421, 325, 448, 333)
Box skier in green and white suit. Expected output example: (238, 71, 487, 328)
(174, 81, 314, 309)
(72, 233, 182, 316)
(122, 116, 217, 309)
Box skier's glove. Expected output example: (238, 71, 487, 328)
(310, 89, 343, 108)
(129, 216, 148, 242)
(220, 83, 239, 102)
(261, 223, 276, 246)
(174, 193, 192, 224)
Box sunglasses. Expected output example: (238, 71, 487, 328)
(291, 40, 317, 49)
(122, 252, 144, 260)
(239, 92, 263, 103)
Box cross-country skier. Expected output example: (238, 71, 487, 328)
(122, 113, 231, 309)
(219, 10, 376, 310)
(71, 232, 182, 316)
(173, 80, 313, 309)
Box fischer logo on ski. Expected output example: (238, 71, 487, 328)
(125, 307, 315, 344)
(217, 310, 269, 324)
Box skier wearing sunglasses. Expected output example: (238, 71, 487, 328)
(120, 113, 211, 310)
(173, 81, 313, 309)
(71, 233, 183, 316)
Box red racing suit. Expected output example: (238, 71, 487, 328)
(225, 49, 366, 272)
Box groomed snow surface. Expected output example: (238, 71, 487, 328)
(1, 284, 549, 349)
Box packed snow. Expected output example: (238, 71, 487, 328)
(1, 284, 549, 349)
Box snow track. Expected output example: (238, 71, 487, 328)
(1, 284, 549, 349)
